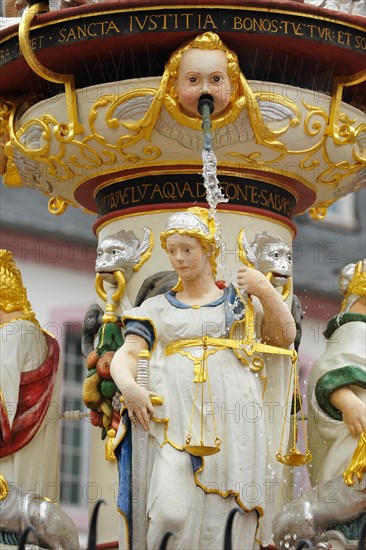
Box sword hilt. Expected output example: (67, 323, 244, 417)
(136, 349, 150, 390)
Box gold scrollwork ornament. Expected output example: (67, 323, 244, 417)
(19, 3, 83, 140)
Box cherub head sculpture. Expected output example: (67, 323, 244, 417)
(166, 32, 238, 120)
(120, 32, 276, 151)
(339, 259, 366, 312)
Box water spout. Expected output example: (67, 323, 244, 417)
(198, 94, 214, 151)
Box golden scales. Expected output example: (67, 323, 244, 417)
(183, 337, 222, 457)
(276, 354, 313, 467)
(237, 228, 312, 467)
(179, 296, 312, 465)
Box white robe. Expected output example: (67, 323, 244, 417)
(307, 319, 366, 486)
(0, 320, 62, 500)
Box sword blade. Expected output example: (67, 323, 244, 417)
(132, 425, 148, 549)
(131, 350, 150, 550)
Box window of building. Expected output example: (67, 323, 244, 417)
(60, 323, 90, 508)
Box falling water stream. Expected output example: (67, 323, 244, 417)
(198, 94, 246, 317)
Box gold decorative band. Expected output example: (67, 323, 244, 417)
(165, 336, 296, 360)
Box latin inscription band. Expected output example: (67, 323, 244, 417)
(1, 7, 365, 67)
(95, 175, 296, 219)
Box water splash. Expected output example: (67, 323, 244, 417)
(202, 147, 228, 253)
(198, 93, 228, 249)
(202, 148, 228, 211)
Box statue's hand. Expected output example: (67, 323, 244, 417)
(331, 387, 366, 437)
(122, 382, 156, 431)
(342, 397, 366, 438)
(237, 266, 270, 299)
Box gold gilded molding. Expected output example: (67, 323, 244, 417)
(289, 100, 364, 186)
(309, 198, 336, 220)
(252, 92, 302, 137)
(327, 69, 366, 160)
(0, 97, 20, 184)
(89, 90, 162, 163)
(48, 196, 69, 215)
(0, 473, 8, 501)
(231, 96, 364, 187)
(8, 72, 363, 202)
(19, 3, 83, 140)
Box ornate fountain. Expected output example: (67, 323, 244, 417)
(0, 0, 364, 546)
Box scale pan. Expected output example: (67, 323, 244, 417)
(184, 445, 220, 457)
(276, 449, 312, 467)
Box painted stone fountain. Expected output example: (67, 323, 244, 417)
(0, 1, 365, 548)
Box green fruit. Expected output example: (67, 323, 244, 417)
(100, 379, 117, 399)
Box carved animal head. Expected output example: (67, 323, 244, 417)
(241, 231, 292, 288)
(95, 227, 152, 281)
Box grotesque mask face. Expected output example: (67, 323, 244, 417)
(96, 241, 129, 268)
(96, 238, 136, 282)
(257, 243, 292, 288)
(175, 48, 233, 117)
(95, 228, 152, 283)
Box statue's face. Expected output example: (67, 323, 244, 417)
(175, 48, 233, 116)
(165, 234, 209, 281)
(257, 242, 292, 288)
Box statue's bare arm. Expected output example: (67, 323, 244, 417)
(237, 266, 296, 348)
(330, 386, 366, 437)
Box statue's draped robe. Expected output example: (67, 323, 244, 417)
(114, 287, 269, 550)
(307, 315, 366, 485)
(0, 320, 61, 499)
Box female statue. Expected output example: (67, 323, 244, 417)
(0, 249, 61, 496)
(307, 260, 366, 485)
(111, 207, 295, 549)
(273, 260, 366, 547)
(0, 250, 80, 549)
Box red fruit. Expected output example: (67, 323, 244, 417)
(215, 280, 227, 289)
(96, 351, 115, 380)
(90, 410, 103, 428)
